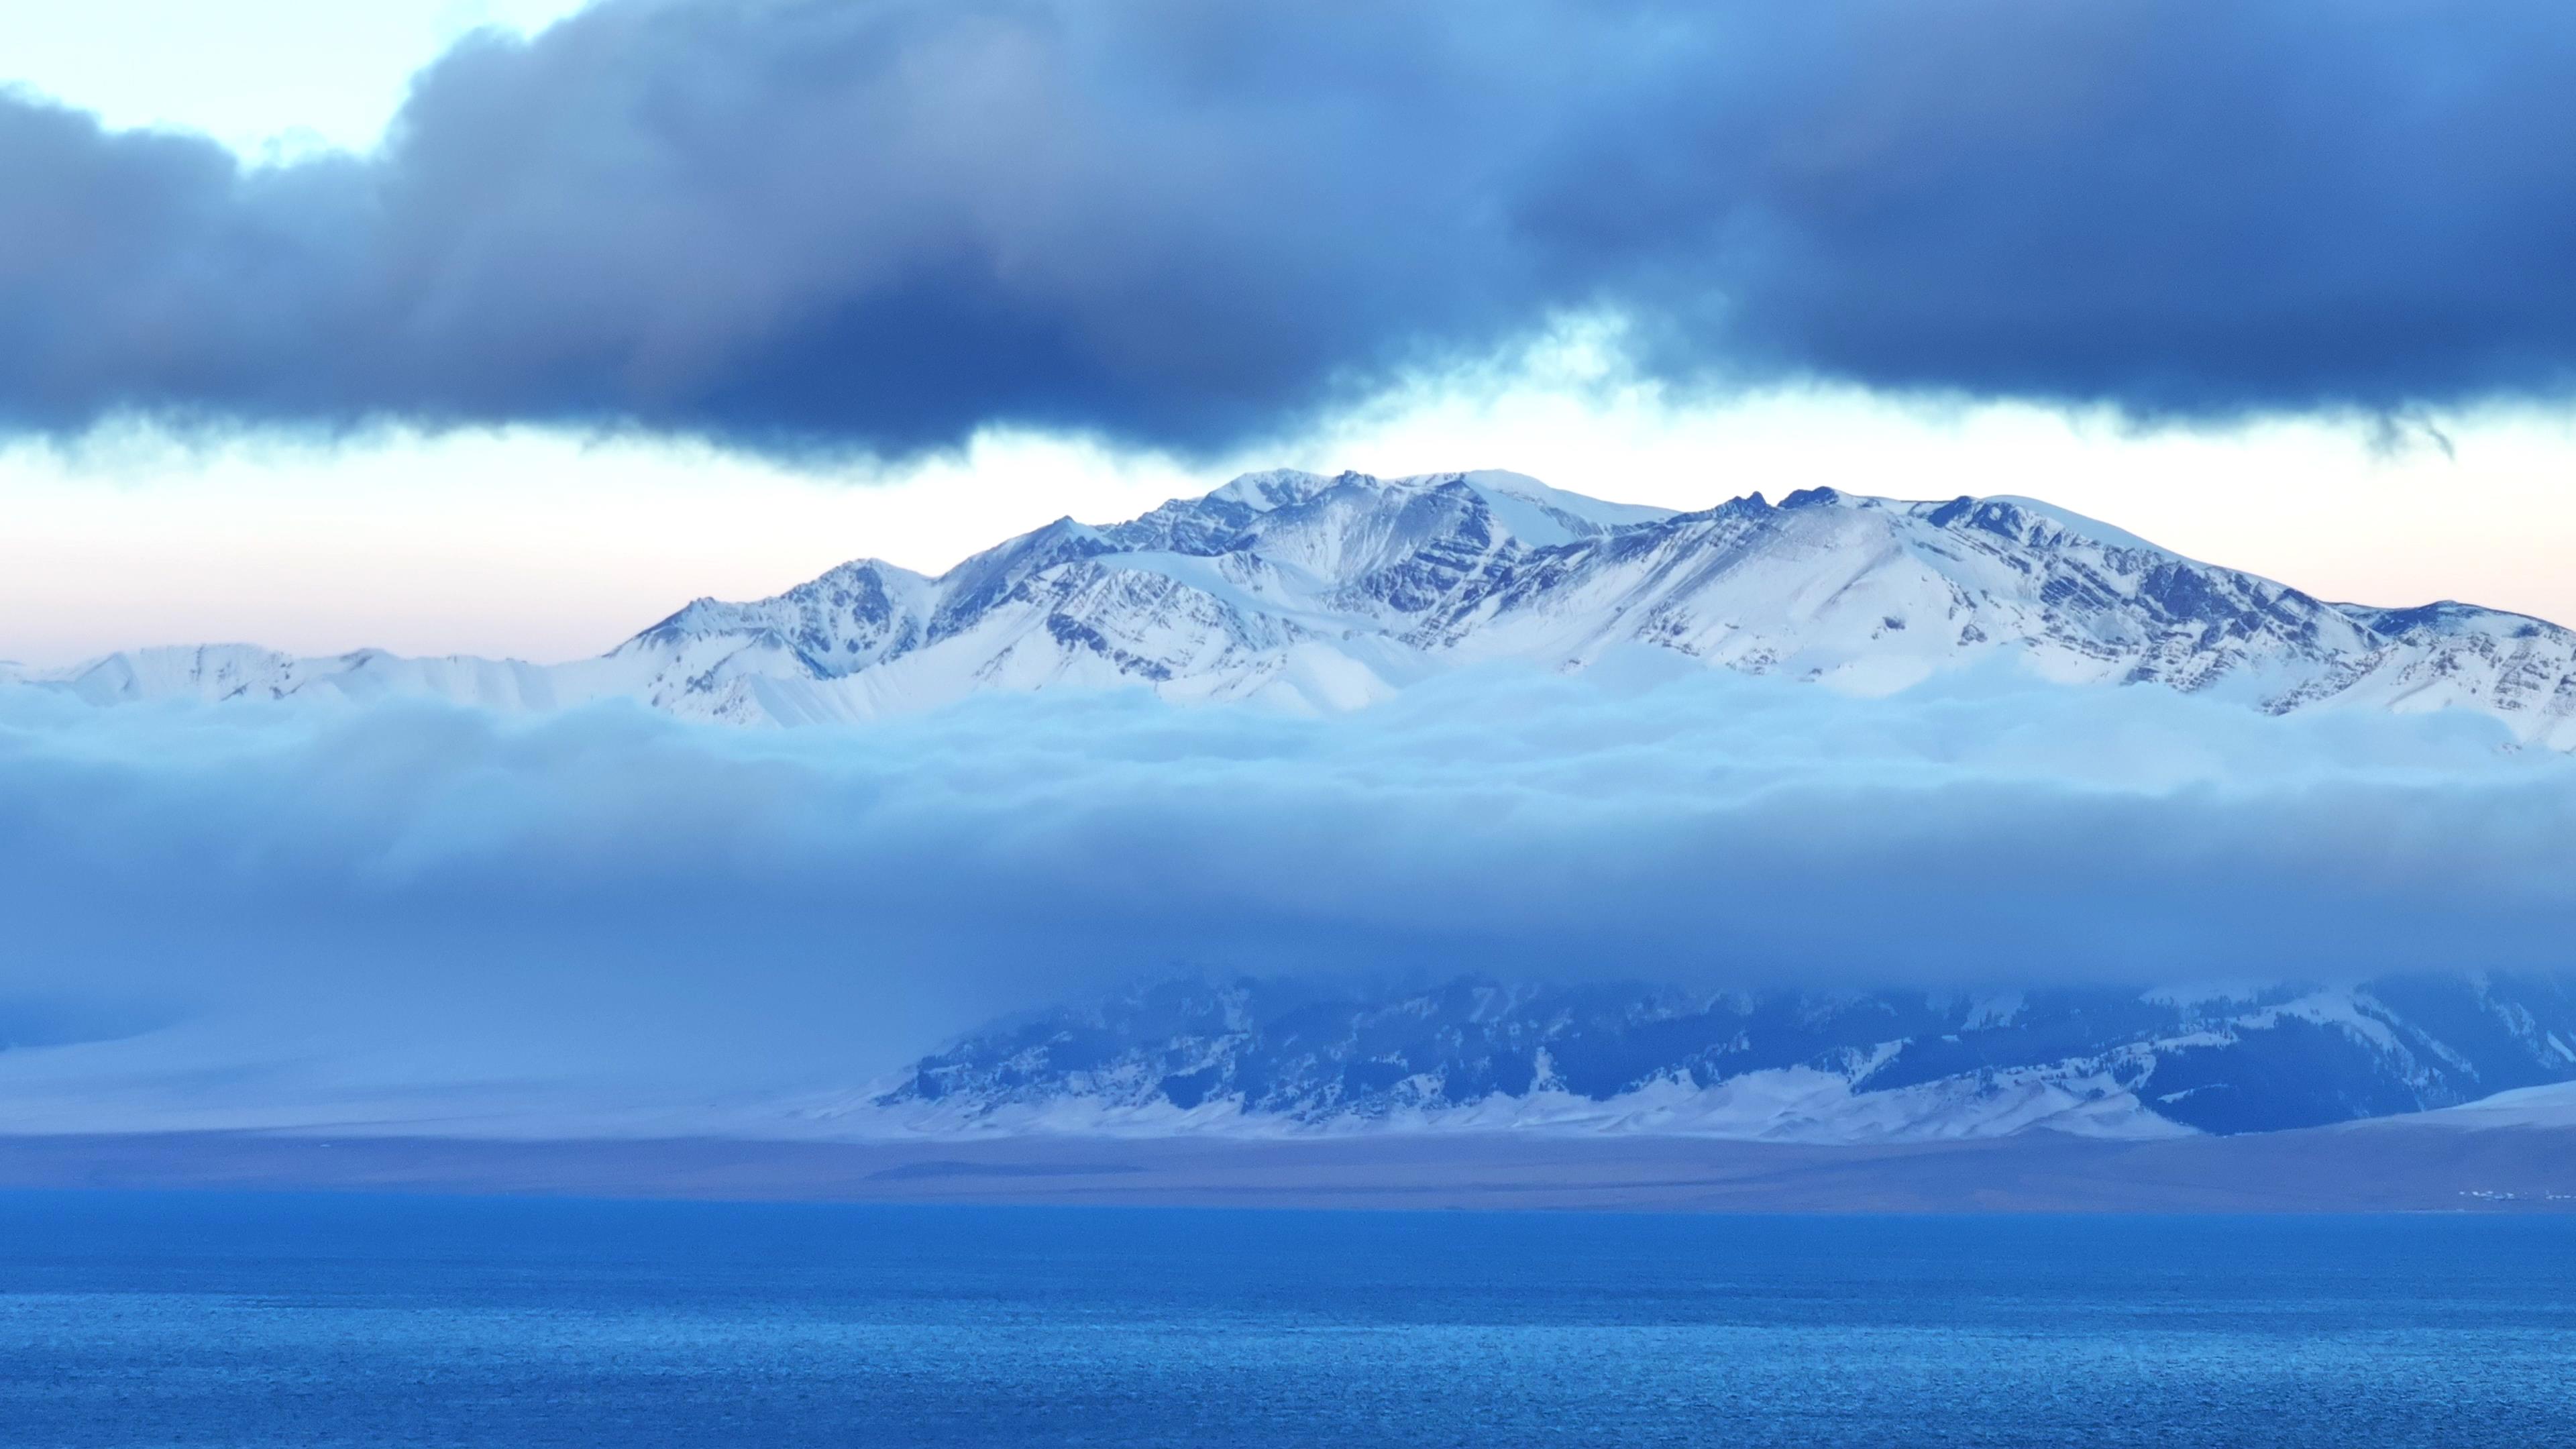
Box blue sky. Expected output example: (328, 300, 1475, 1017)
(1, 1, 584, 156)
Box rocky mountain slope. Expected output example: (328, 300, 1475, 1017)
(858, 973, 2576, 1142)
(17, 468, 2576, 743)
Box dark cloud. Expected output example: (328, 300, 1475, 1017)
(1, 665, 2573, 1128)
(3, 0, 2574, 453)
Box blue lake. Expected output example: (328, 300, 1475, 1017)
(1, 1193, 2570, 1447)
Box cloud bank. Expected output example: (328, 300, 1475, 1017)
(5, 0, 2575, 455)
(1, 663, 2571, 1127)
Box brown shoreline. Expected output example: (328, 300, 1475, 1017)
(0, 1120, 2569, 1212)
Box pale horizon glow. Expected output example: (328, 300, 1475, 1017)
(3, 385, 2574, 668)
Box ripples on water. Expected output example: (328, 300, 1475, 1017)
(2, 1193, 2569, 1447)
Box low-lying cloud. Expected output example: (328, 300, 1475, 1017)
(5, 1, 2575, 455)
(0, 663, 2571, 1128)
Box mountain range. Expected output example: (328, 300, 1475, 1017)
(11, 467, 2576, 744)
(852, 973, 2576, 1144)
(15, 467, 2576, 1148)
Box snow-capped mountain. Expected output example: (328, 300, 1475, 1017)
(20, 468, 2576, 743)
(857, 973, 2576, 1143)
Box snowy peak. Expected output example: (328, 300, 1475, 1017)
(2339, 598, 2569, 646)
(1203, 466, 1338, 512)
(15, 468, 2576, 743)
(1103, 468, 1669, 567)
(1450, 468, 1680, 543)
(625, 557, 936, 680)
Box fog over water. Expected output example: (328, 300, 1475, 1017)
(1, 657, 2569, 1130)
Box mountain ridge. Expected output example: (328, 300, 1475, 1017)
(843, 971, 2576, 1145)
(13, 468, 2576, 744)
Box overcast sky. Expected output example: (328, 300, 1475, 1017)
(1, 0, 2573, 665)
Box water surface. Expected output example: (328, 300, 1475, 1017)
(2, 1193, 2569, 1447)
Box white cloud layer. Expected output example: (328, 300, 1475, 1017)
(0, 664, 2569, 1128)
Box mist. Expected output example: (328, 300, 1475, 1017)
(1, 660, 2569, 1130)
